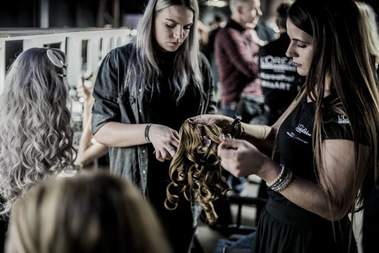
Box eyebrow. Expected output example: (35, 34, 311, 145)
(291, 38, 311, 44)
(165, 18, 193, 26)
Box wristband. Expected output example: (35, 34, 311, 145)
(230, 115, 242, 137)
(145, 123, 152, 143)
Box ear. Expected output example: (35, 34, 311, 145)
(237, 5, 244, 15)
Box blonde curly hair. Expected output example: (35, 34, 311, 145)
(165, 120, 230, 224)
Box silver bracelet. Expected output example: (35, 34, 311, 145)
(145, 123, 152, 143)
(267, 164, 293, 192)
(266, 164, 286, 188)
(271, 170, 293, 192)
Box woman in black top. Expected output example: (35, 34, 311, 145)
(91, 0, 216, 252)
(190, 0, 379, 252)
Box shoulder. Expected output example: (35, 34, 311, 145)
(260, 34, 290, 56)
(105, 43, 135, 62)
(256, 23, 276, 42)
(322, 97, 353, 141)
(259, 41, 273, 55)
(197, 53, 213, 90)
(199, 52, 211, 69)
(215, 26, 239, 40)
(198, 53, 212, 83)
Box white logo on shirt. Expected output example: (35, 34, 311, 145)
(286, 131, 309, 144)
(295, 124, 311, 136)
(338, 115, 350, 124)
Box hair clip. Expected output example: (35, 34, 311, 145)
(46, 49, 67, 77)
(46, 48, 71, 89)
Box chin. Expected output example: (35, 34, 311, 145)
(165, 47, 178, 52)
(297, 70, 308, 76)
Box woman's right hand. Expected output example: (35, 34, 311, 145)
(217, 137, 277, 181)
(188, 114, 234, 134)
(149, 124, 180, 162)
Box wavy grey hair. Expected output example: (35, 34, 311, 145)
(0, 47, 75, 216)
(127, 0, 203, 101)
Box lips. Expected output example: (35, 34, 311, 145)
(294, 62, 302, 68)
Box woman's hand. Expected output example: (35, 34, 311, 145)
(217, 137, 274, 178)
(149, 124, 180, 162)
(188, 114, 234, 134)
(76, 82, 93, 104)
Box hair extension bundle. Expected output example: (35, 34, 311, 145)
(165, 120, 230, 224)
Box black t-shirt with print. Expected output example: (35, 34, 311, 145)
(271, 95, 353, 204)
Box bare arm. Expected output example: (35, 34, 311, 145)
(75, 119, 108, 166)
(189, 96, 300, 151)
(218, 138, 366, 220)
(277, 140, 364, 220)
(94, 122, 180, 162)
(75, 81, 108, 167)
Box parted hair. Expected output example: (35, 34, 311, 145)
(5, 170, 172, 253)
(165, 120, 230, 224)
(0, 47, 75, 216)
(288, 0, 379, 218)
(127, 0, 203, 102)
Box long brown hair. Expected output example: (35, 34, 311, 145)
(288, 0, 379, 219)
(165, 121, 230, 224)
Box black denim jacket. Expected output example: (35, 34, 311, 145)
(91, 43, 217, 227)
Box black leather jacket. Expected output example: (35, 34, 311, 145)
(91, 43, 217, 226)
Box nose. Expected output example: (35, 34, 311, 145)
(286, 42, 295, 58)
(173, 27, 184, 41)
(257, 7, 263, 17)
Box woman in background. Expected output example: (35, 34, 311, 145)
(5, 170, 171, 253)
(356, 1, 379, 80)
(0, 47, 75, 215)
(0, 47, 75, 251)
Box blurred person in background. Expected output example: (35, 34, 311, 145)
(356, 1, 379, 81)
(5, 170, 172, 253)
(258, 1, 304, 126)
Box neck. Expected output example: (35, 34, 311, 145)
(230, 16, 246, 29)
(324, 75, 331, 97)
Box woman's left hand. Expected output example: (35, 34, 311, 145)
(217, 137, 270, 178)
(149, 124, 180, 162)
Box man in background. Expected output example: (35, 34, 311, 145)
(215, 0, 264, 119)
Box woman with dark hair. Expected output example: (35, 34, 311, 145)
(91, 0, 216, 251)
(190, 0, 379, 252)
